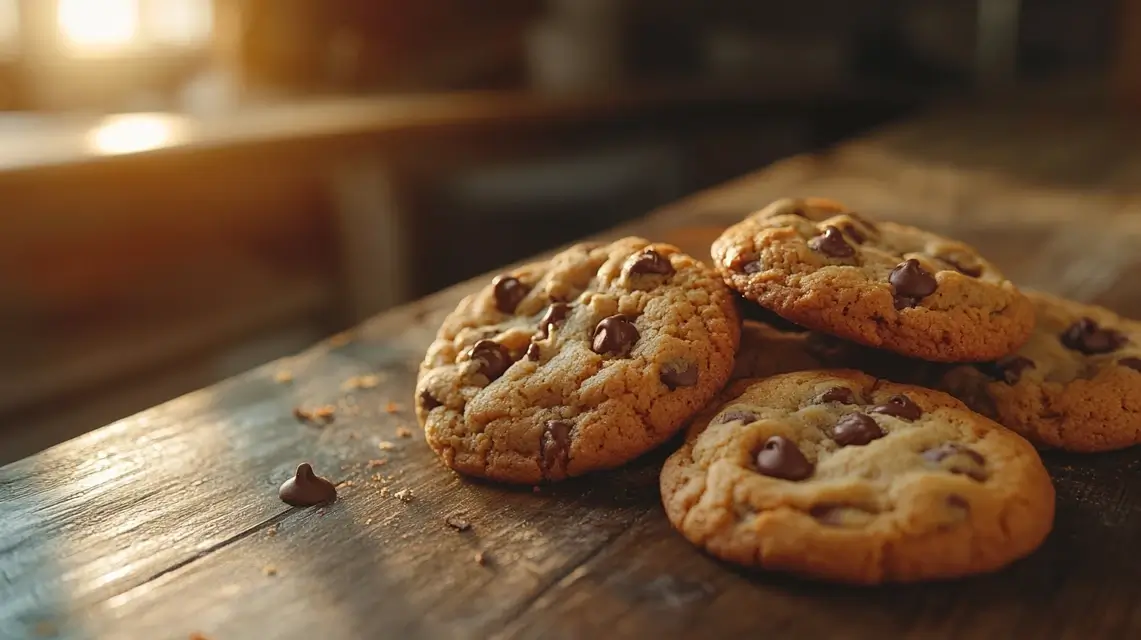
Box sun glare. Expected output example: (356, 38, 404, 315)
(59, 0, 139, 49)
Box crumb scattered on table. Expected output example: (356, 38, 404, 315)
(274, 370, 294, 384)
(385, 401, 402, 413)
(377, 440, 396, 451)
(365, 518, 373, 525)
(343, 374, 381, 390)
(294, 405, 335, 425)
(394, 489, 413, 502)
(395, 426, 413, 438)
(474, 551, 488, 566)
(266, 524, 279, 537)
(445, 514, 472, 532)
(367, 459, 388, 468)
(263, 565, 278, 576)
(312, 405, 336, 422)
(336, 480, 355, 489)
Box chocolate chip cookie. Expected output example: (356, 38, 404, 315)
(933, 291, 1141, 452)
(711, 198, 1034, 362)
(660, 371, 1055, 584)
(732, 319, 928, 383)
(416, 237, 741, 483)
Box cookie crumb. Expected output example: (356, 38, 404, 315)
(312, 405, 336, 422)
(385, 401, 401, 413)
(336, 480, 355, 489)
(474, 551, 488, 566)
(317, 508, 327, 516)
(263, 565, 278, 576)
(394, 489, 413, 502)
(377, 441, 396, 451)
(274, 370, 293, 384)
(343, 374, 381, 390)
(365, 518, 373, 525)
(445, 514, 472, 531)
(367, 459, 388, 468)
(292, 407, 311, 422)
(395, 427, 413, 439)
(266, 524, 279, 537)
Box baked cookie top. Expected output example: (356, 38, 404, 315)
(710, 197, 1034, 362)
(416, 237, 740, 484)
(660, 370, 1055, 584)
(935, 290, 1141, 452)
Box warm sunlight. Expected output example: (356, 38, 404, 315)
(58, 0, 139, 50)
(85, 113, 189, 155)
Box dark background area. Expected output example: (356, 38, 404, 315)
(0, 0, 1123, 462)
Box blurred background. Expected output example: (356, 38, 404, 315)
(0, 0, 1123, 459)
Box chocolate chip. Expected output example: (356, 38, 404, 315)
(526, 343, 541, 361)
(536, 302, 570, 339)
(754, 436, 814, 481)
(492, 275, 529, 314)
(818, 386, 857, 404)
(832, 413, 884, 447)
(941, 254, 983, 277)
(278, 463, 337, 507)
(808, 226, 855, 258)
(889, 259, 937, 309)
(740, 261, 763, 274)
(419, 389, 442, 410)
(1120, 357, 1141, 372)
(592, 315, 639, 357)
(978, 355, 1035, 384)
(1060, 317, 1128, 354)
(540, 419, 573, 478)
(660, 361, 698, 390)
(716, 409, 757, 425)
(922, 443, 987, 481)
(627, 248, 675, 277)
(869, 394, 922, 421)
(466, 340, 511, 380)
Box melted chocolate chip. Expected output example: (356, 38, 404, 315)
(627, 248, 675, 277)
(278, 463, 337, 507)
(536, 303, 570, 339)
(978, 355, 1035, 384)
(467, 340, 511, 380)
(922, 443, 987, 481)
(660, 361, 698, 390)
(832, 413, 884, 447)
(869, 394, 922, 421)
(492, 275, 529, 314)
(741, 261, 763, 274)
(419, 389, 442, 410)
(1120, 357, 1141, 372)
(540, 420, 573, 478)
(808, 226, 855, 258)
(941, 255, 983, 277)
(889, 259, 937, 310)
(592, 315, 640, 356)
(526, 343, 541, 361)
(754, 436, 814, 481)
(1060, 317, 1128, 354)
(818, 386, 857, 404)
(716, 409, 757, 425)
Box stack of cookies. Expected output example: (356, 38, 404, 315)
(415, 197, 1141, 585)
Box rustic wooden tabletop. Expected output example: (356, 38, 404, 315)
(5, 92, 1141, 640)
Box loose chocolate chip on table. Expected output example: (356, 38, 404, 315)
(1120, 357, 1141, 372)
(978, 355, 1035, 384)
(716, 409, 757, 425)
(922, 443, 987, 481)
(869, 394, 923, 420)
(627, 248, 675, 276)
(592, 315, 640, 356)
(889, 259, 937, 309)
(466, 340, 512, 380)
(540, 420, 573, 476)
(492, 275, 529, 314)
(1060, 317, 1128, 354)
(419, 389, 442, 410)
(754, 436, 814, 481)
(660, 361, 698, 390)
(832, 413, 884, 447)
(279, 463, 337, 507)
(818, 386, 857, 404)
(808, 226, 855, 258)
(525, 342, 541, 361)
(536, 302, 570, 339)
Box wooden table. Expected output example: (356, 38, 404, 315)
(5, 94, 1141, 640)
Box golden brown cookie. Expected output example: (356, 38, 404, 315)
(710, 198, 1034, 362)
(660, 371, 1055, 584)
(933, 291, 1141, 452)
(415, 237, 741, 484)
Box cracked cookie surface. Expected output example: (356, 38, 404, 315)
(933, 290, 1141, 452)
(711, 197, 1034, 362)
(415, 237, 740, 484)
(660, 371, 1055, 584)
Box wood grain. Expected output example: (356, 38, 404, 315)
(6, 94, 1141, 639)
